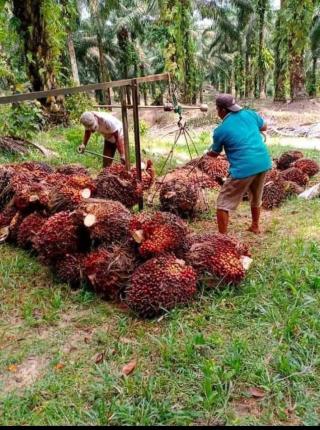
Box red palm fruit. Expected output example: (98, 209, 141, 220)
(280, 167, 309, 187)
(84, 245, 137, 300)
(54, 253, 85, 286)
(262, 180, 286, 209)
(129, 211, 188, 257)
(276, 151, 304, 170)
(126, 254, 197, 318)
(34, 211, 81, 264)
(80, 199, 131, 244)
(17, 213, 47, 249)
(160, 179, 200, 217)
(292, 158, 320, 178)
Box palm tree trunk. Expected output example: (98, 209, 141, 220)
(67, 33, 80, 86)
(289, 48, 307, 100)
(97, 34, 111, 106)
(309, 57, 317, 97)
(257, 0, 267, 99)
(273, 1, 287, 102)
(12, 0, 56, 94)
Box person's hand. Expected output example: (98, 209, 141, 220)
(120, 156, 126, 165)
(78, 144, 86, 154)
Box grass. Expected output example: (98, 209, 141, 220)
(1, 126, 320, 425)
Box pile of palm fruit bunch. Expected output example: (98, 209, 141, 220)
(262, 150, 320, 210)
(0, 160, 252, 319)
(156, 154, 229, 217)
(95, 161, 155, 208)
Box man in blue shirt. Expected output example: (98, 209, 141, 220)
(207, 94, 272, 234)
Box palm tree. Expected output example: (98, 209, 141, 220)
(309, 8, 320, 96)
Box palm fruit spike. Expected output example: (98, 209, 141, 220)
(159, 179, 200, 218)
(81, 199, 131, 244)
(276, 150, 304, 170)
(54, 253, 85, 287)
(17, 213, 47, 249)
(34, 211, 81, 264)
(280, 167, 309, 187)
(126, 254, 197, 318)
(84, 245, 137, 300)
(129, 211, 189, 257)
(292, 158, 320, 178)
(262, 180, 286, 209)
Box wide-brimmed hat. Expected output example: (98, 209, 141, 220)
(80, 112, 98, 130)
(216, 93, 242, 112)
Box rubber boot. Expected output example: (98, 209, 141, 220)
(217, 209, 229, 234)
(248, 206, 261, 234)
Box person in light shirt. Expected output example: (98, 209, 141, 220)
(78, 111, 125, 167)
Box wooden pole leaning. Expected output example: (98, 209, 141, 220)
(120, 87, 130, 171)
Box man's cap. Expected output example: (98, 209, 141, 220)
(216, 93, 242, 112)
(80, 112, 98, 130)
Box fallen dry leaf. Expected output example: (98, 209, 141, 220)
(94, 352, 105, 364)
(248, 387, 266, 399)
(7, 364, 18, 373)
(122, 359, 137, 376)
(54, 363, 65, 370)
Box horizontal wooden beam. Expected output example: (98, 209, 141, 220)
(0, 73, 170, 105)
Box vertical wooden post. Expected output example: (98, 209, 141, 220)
(120, 87, 130, 171)
(131, 78, 143, 210)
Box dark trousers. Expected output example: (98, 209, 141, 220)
(103, 140, 117, 168)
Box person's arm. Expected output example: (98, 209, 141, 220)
(207, 127, 223, 157)
(78, 130, 92, 153)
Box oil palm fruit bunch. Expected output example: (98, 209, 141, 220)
(262, 180, 286, 209)
(34, 211, 82, 264)
(159, 179, 200, 218)
(54, 253, 85, 287)
(17, 212, 47, 249)
(84, 244, 137, 300)
(280, 167, 309, 187)
(292, 158, 320, 178)
(80, 199, 131, 244)
(129, 211, 188, 257)
(184, 232, 249, 284)
(276, 151, 304, 170)
(95, 164, 143, 208)
(126, 254, 197, 318)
